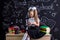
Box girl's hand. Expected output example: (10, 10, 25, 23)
(28, 22, 32, 26)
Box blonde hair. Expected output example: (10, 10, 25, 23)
(28, 8, 39, 24)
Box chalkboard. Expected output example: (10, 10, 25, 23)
(2, 0, 60, 40)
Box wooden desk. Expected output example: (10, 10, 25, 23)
(6, 33, 51, 40)
(6, 33, 24, 40)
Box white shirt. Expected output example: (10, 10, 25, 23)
(26, 18, 40, 30)
(28, 18, 40, 24)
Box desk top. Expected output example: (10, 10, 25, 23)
(6, 33, 24, 37)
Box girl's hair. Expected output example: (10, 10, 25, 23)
(28, 7, 39, 24)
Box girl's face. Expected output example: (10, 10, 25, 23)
(29, 11, 34, 18)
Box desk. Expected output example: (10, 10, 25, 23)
(6, 33, 51, 40)
(6, 33, 24, 40)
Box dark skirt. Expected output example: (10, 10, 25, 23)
(27, 26, 46, 39)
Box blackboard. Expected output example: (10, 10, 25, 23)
(1, 0, 60, 40)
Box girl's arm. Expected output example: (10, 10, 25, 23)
(33, 19, 40, 27)
(28, 21, 32, 26)
(33, 22, 40, 27)
(26, 19, 32, 26)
